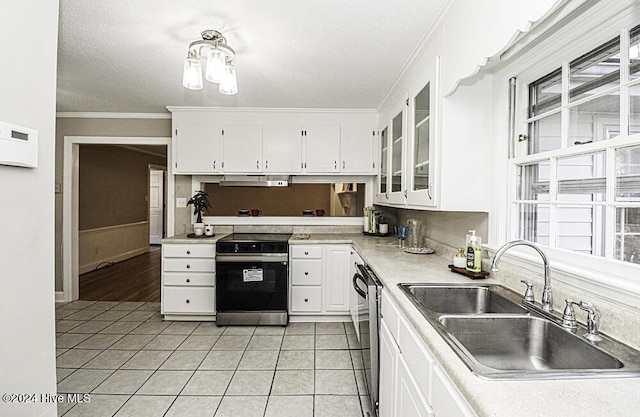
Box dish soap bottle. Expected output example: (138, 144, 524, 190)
(466, 230, 482, 273)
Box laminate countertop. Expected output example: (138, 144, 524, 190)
(292, 233, 640, 417)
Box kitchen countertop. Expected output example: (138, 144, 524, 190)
(162, 233, 230, 244)
(164, 232, 640, 416)
(292, 233, 640, 417)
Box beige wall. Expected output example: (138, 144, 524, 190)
(0, 1, 59, 415)
(55, 117, 171, 292)
(377, 207, 489, 250)
(79, 144, 166, 229)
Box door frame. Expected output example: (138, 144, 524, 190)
(61, 136, 172, 302)
(148, 164, 167, 245)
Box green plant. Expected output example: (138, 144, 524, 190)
(187, 190, 211, 223)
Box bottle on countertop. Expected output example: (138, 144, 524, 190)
(466, 230, 482, 273)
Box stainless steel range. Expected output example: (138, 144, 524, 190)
(215, 233, 291, 326)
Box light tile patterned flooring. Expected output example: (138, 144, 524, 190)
(55, 300, 372, 417)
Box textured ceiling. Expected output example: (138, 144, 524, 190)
(56, 0, 449, 113)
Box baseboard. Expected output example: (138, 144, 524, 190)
(289, 314, 351, 322)
(79, 247, 149, 275)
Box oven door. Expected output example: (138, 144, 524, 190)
(215, 254, 289, 324)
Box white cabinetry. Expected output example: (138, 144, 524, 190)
(173, 122, 222, 174)
(161, 243, 216, 320)
(303, 125, 341, 173)
(289, 244, 351, 316)
(263, 126, 302, 173)
(221, 125, 263, 173)
(379, 291, 476, 417)
(341, 124, 376, 173)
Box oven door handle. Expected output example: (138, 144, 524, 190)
(216, 254, 288, 263)
(353, 272, 368, 299)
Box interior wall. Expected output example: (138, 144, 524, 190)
(79, 145, 166, 229)
(0, 1, 59, 416)
(203, 183, 333, 216)
(55, 118, 171, 292)
(376, 207, 489, 249)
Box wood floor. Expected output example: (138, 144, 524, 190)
(79, 245, 161, 302)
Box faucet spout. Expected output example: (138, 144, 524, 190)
(490, 240, 553, 312)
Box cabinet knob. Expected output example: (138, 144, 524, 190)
(186, 264, 191, 269)
(304, 298, 309, 302)
(304, 251, 309, 255)
(304, 271, 309, 275)
(342, 161, 346, 169)
(185, 299, 190, 304)
(186, 250, 191, 255)
(186, 278, 190, 283)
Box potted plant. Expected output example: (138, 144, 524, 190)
(187, 190, 211, 235)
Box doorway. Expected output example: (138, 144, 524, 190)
(149, 165, 166, 245)
(62, 136, 173, 302)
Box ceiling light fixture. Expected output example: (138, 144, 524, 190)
(182, 29, 237, 95)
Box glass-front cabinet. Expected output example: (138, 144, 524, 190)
(375, 72, 436, 207)
(407, 80, 435, 206)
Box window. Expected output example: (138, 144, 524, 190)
(514, 25, 640, 266)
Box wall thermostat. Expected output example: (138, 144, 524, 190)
(0, 121, 38, 168)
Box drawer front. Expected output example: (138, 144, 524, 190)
(163, 244, 215, 258)
(163, 286, 215, 314)
(382, 290, 401, 342)
(163, 272, 215, 287)
(164, 258, 215, 273)
(290, 287, 322, 312)
(291, 260, 322, 285)
(290, 245, 322, 259)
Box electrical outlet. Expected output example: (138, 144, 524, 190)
(176, 197, 187, 208)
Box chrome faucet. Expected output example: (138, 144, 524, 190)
(490, 240, 553, 312)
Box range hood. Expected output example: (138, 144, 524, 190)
(218, 175, 291, 187)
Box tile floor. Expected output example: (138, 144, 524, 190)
(55, 300, 372, 417)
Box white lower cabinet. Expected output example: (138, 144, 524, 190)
(289, 244, 351, 316)
(380, 291, 477, 417)
(161, 243, 216, 320)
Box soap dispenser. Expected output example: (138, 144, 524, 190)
(466, 230, 482, 273)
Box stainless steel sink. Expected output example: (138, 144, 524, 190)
(439, 315, 625, 377)
(401, 284, 527, 315)
(397, 283, 640, 379)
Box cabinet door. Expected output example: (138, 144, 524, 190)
(304, 125, 340, 173)
(407, 62, 437, 206)
(349, 249, 364, 340)
(376, 125, 391, 202)
(389, 106, 407, 204)
(324, 245, 350, 312)
(221, 125, 263, 173)
(431, 366, 476, 417)
(341, 124, 375, 173)
(379, 320, 399, 417)
(174, 123, 221, 174)
(397, 355, 435, 417)
(263, 126, 302, 173)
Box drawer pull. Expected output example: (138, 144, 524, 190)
(186, 264, 191, 269)
(304, 298, 309, 302)
(186, 250, 191, 255)
(304, 251, 309, 255)
(186, 278, 190, 283)
(304, 271, 309, 275)
(185, 299, 190, 304)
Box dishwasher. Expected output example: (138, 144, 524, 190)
(353, 263, 383, 416)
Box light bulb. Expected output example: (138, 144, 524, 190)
(182, 57, 203, 90)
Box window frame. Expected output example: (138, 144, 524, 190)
(491, 17, 640, 307)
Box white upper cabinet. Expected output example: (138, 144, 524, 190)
(173, 122, 222, 174)
(341, 124, 376, 173)
(303, 125, 341, 173)
(221, 125, 263, 173)
(262, 126, 302, 173)
(407, 77, 435, 206)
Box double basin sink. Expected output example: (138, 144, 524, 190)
(398, 283, 640, 379)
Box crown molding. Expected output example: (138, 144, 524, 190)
(56, 112, 171, 119)
(165, 106, 378, 114)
